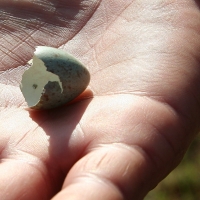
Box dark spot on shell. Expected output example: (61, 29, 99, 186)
(48, 69, 55, 73)
(43, 94, 49, 101)
(32, 84, 38, 89)
(76, 71, 82, 78)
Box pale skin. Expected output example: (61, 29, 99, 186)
(1, 0, 200, 199)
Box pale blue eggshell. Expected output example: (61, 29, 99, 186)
(30, 46, 90, 109)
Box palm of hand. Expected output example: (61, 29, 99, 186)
(1, 1, 200, 199)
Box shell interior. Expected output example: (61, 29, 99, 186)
(20, 55, 63, 107)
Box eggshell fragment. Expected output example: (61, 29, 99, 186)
(20, 46, 90, 110)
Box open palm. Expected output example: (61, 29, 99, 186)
(1, 1, 200, 199)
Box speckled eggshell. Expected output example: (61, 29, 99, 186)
(24, 46, 90, 110)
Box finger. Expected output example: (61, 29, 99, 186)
(0, 159, 62, 200)
(52, 143, 160, 200)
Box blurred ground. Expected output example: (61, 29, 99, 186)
(145, 135, 200, 200)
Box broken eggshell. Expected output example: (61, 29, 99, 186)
(20, 46, 90, 110)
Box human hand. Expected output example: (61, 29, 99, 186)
(1, 1, 200, 199)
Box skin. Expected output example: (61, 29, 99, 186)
(1, 0, 200, 199)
